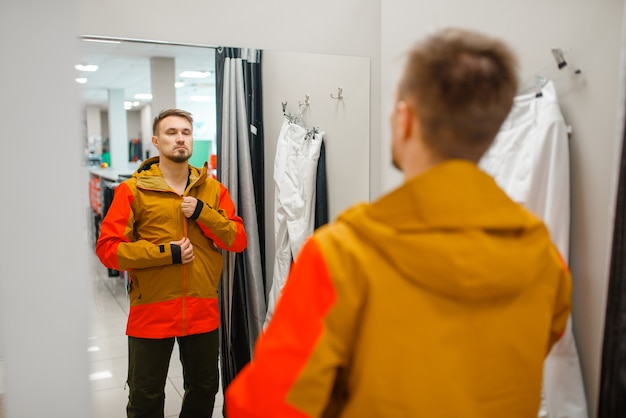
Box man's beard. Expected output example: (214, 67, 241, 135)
(165, 150, 191, 163)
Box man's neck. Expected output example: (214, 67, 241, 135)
(402, 138, 445, 181)
(158, 157, 189, 194)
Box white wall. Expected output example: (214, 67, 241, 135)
(262, 50, 371, 293)
(78, 0, 380, 59)
(381, 2, 625, 416)
(0, 0, 92, 417)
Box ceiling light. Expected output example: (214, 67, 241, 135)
(75, 64, 99, 72)
(190, 96, 213, 102)
(175, 81, 185, 88)
(134, 93, 153, 100)
(124, 101, 133, 110)
(89, 371, 113, 381)
(75, 77, 87, 84)
(179, 71, 210, 79)
(133, 101, 140, 107)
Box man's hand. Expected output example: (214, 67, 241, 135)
(181, 196, 199, 218)
(170, 237, 194, 264)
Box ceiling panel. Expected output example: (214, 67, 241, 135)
(77, 38, 216, 110)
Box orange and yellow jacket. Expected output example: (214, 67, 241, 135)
(96, 157, 247, 339)
(225, 160, 571, 418)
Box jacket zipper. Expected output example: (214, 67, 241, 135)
(181, 196, 188, 336)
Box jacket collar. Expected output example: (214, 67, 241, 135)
(133, 157, 208, 192)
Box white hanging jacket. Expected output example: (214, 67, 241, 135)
(479, 80, 588, 418)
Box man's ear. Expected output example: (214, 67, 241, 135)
(396, 100, 414, 141)
(151, 135, 159, 148)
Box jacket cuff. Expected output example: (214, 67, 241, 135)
(170, 243, 182, 264)
(189, 198, 204, 221)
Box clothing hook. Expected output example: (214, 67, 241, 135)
(330, 87, 343, 100)
(299, 94, 310, 108)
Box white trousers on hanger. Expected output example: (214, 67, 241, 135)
(265, 118, 324, 326)
(480, 81, 588, 418)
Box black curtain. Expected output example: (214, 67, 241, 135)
(243, 51, 266, 275)
(215, 47, 265, 277)
(215, 46, 266, 401)
(598, 108, 626, 416)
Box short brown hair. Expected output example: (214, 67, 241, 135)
(152, 108, 193, 136)
(398, 28, 518, 161)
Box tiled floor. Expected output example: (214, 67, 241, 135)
(87, 248, 225, 418)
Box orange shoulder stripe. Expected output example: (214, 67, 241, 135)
(218, 183, 247, 252)
(96, 183, 134, 270)
(226, 238, 336, 417)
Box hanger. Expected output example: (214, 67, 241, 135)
(282, 102, 303, 125)
(534, 76, 549, 98)
(282, 94, 310, 126)
(519, 47, 583, 98)
(304, 126, 320, 141)
(281, 97, 320, 140)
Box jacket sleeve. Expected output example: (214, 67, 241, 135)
(225, 237, 351, 417)
(547, 246, 573, 353)
(95, 182, 177, 271)
(194, 183, 247, 252)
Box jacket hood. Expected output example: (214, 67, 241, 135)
(337, 160, 551, 302)
(133, 157, 208, 191)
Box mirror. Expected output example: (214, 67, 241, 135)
(79, 37, 222, 417)
(80, 37, 370, 418)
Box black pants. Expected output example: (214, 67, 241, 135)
(127, 329, 220, 418)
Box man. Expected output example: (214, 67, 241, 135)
(96, 108, 247, 418)
(225, 28, 571, 417)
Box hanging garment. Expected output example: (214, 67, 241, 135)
(315, 139, 329, 229)
(479, 80, 588, 418)
(265, 118, 324, 326)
